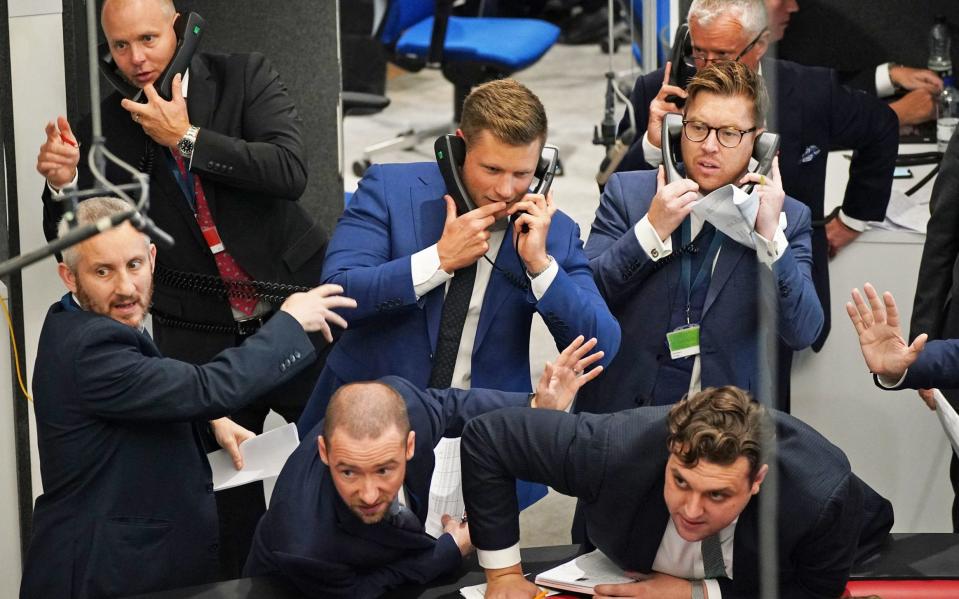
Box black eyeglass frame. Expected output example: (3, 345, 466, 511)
(681, 119, 758, 148)
(683, 27, 768, 68)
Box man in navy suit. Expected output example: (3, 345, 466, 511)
(578, 60, 822, 413)
(298, 78, 620, 435)
(20, 197, 354, 598)
(245, 338, 605, 598)
(462, 386, 893, 599)
(612, 0, 897, 356)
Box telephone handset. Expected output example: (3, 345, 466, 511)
(434, 134, 560, 216)
(665, 22, 694, 108)
(661, 112, 780, 193)
(98, 12, 205, 102)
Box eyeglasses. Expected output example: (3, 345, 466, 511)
(682, 120, 757, 148)
(684, 28, 768, 68)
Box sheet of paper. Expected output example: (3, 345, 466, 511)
(459, 581, 558, 598)
(535, 549, 635, 593)
(870, 189, 929, 234)
(690, 184, 758, 249)
(934, 390, 959, 456)
(425, 436, 466, 538)
(207, 422, 300, 491)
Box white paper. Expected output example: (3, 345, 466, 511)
(207, 423, 300, 491)
(691, 185, 758, 249)
(535, 549, 635, 594)
(870, 189, 930, 234)
(425, 437, 466, 538)
(933, 390, 959, 456)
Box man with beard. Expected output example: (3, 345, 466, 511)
(20, 197, 355, 598)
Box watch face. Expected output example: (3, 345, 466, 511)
(178, 138, 194, 157)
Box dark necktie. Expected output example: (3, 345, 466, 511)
(701, 533, 727, 579)
(428, 263, 477, 388)
(172, 154, 258, 315)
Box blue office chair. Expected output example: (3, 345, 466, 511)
(352, 0, 560, 176)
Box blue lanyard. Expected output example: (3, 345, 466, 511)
(166, 151, 196, 211)
(680, 217, 724, 324)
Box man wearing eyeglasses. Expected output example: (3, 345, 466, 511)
(579, 60, 823, 414)
(611, 0, 897, 371)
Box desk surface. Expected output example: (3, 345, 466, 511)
(133, 535, 959, 598)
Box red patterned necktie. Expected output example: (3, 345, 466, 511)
(173, 154, 257, 316)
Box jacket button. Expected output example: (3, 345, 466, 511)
(294, 351, 301, 359)
(280, 363, 287, 372)
(210, 543, 219, 554)
(207, 161, 214, 168)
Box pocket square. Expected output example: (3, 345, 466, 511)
(800, 145, 820, 163)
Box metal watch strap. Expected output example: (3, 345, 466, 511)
(690, 579, 705, 599)
(178, 125, 200, 158)
(528, 255, 554, 279)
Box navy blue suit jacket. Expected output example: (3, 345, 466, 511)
(576, 170, 822, 411)
(245, 376, 531, 598)
(614, 58, 898, 348)
(298, 162, 620, 432)
(21, 300, 315, 598)
(889, 340, 959, 390)
(462, 406, 894, 599)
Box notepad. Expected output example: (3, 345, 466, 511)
(534, 549, 635, 594)
(207, 423, 300, 491)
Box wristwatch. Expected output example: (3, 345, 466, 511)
(177, 125, 200, 159)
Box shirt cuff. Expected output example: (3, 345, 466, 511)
(47, 169, 79, 194)
(838, 210, 868, 232)
(528, 255, 558, 300)
(875, 63, 896, 98)
(877, 370, 908, 389)
(753, 213, 788, 267)
(411, 244, 453, 299)
(634, 215, 673, 261)
(704, 579, 722, 598)
(477, 544, 522, 570)
(643, 131, 664, 167)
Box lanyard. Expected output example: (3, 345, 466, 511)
(167, 151, 196, 211)
(680, 217, 724, 324)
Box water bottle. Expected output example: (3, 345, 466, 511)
(928, 16, 953, 77)
(938, 77, 959, 151)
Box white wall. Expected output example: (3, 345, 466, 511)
(6, 1, 68, 595)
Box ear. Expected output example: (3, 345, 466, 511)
(58, 262, 78, 295)
(318, 435, 330, 466)
(148, 243, 157, 273)
(455, 128, 465, 139)
(405, 431, 416, 461)
(750, 463, 769, 495)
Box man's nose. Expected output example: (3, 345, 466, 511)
(130, 45, 146, 65)
(360, 479, 379, 504)
(494, 175, 516, 200)
(115, 271, 137, 296)
(701, 129, 721, 152)
(685, 494, 704, 519)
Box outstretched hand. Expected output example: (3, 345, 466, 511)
(532, 336, 605, 411)
(846, 283, 927, 381)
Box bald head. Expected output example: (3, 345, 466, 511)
(322, 382, 411, 446)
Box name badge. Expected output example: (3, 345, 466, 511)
(667, 324, 700, 360)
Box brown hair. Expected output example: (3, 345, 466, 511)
(666, 386, 773, 481)
(459, 78, 547, 147)
(322, 382, 411, 445)
(685, 60, 768, 127)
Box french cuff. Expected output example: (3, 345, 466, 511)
(478, 544, 522, 570)
(47, 170, 80, 194)
(875, 63, 896, 98)
(877, 370, 908, 389)
(838, 210, 868, 232)
(643, 131, 664, 167)
(753, 213, 788, 267)
(412, 244, 453, 299)
(528, 255, 558, 300)
(704, 578, 723, 598)
(635, 215, 673, 261)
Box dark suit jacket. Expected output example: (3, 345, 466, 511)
(41, 52, 328, 384)
(245, 376, 531, 598)
(20, 299, 316, 599)
(297, 162, 621, 432)
(614, 58, 899, 349)
(576, 170, 822, 411)
(461, 406, 894, 599)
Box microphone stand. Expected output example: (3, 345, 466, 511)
(594, 0, 636, 186)
(0, 0, 173, 279)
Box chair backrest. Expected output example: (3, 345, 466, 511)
(378, 0, 434, 46)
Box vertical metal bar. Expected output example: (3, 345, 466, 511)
(642, 0, 657, 73)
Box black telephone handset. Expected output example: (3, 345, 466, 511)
(434, 134, 560, 217)
(665, 22, 694, 108)
(98, 12, 205, 102)
(661, 112, 780, 192)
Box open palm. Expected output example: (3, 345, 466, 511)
(846, 283, 927, 380)
(533, 336, 605, 411)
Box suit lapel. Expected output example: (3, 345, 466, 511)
(413, 177, 448, 354)
(333, 492, 434, 551)
(731, 498, 759, 590)
(629, 480, 671, 571)
(702, 236, 747, 317)
(473, 230, 522, 351)
(185, 57, 218, 213)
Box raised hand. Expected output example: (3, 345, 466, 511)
(280, 284, 357, 343)
(36, 116, 80, 190)
(532, 336, 605, 411)
(508, 190, 556, 275)
(121, 73, 191, 148)
(646, 61, 688, 150)
(739, 155, 785, 240)
(647, 165, 699, 241)
(437, 196, 506, 273)
(846, 283, 927, 381)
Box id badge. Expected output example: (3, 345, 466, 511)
(200, 224, 226, 254)
(667, 324, 700, 360)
